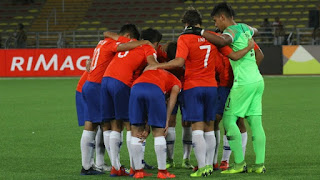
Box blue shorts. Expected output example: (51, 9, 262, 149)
(75, 91, 85, 126)
(182, 87, 218, 122)
(129, 83, 166, 128)
(101, 77, 130, 121)
(82, 81, 102, 123)
(216, 86, 231, 115)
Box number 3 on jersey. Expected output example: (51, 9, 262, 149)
(199, 45, 211, 68)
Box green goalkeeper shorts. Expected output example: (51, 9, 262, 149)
(223, 80, 264, 117)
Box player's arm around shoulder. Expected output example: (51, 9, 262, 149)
(203, 31, 233, 47)
(144, 57, 185, 72)
(103, 31, 119, 40)
(117, 40, 152, 52)
(227, 39, 255, 61)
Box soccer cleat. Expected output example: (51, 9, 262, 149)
(157, 170, 176, 179)
(248, 164, 266, 173)
(133, 170, 144, 179)
(219, 161, 229, 171)
(110, 166, 130, 177)
(213, 163, 219, 170)
(190, 166, 207, 177)
(221, 161, 247, 174)
(129, 168, 135, 177)
(110, 166, 119, 177)
(94, 164, 112, 172)
(166, 159, 175, 169)
(182, 158, 194, 169)
(80, 167, 105, 175)
(206, 165, 213, 175)
(120, 166, 130, 176)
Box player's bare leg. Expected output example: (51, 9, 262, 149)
(153, 127, 176, 179)
(182, 121, 193, 169)
(237, 118, 248, 157)
(166, 114, 176, 168)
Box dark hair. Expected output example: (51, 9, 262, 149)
(119, 24, 140, 40)
(141, 28, 162, 43)
(211, 2, 235, 18)
(166, 42, 177, 60)
(181, 7, 202, 26)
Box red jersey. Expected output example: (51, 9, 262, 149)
(87, 36, 130, 83)
(76, 71, 88, 92)
(176, 33, 221, 90)
(156, 45, 185, 84)
(104, 44, 156, 87)
(157, 45, 168, 63)
(133, 69, 182, 94)
(215, 53, 233, 87)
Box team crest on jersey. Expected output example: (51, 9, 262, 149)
(198, 37, 205, 42)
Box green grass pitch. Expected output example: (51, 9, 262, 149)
(0, 76, 320, 179)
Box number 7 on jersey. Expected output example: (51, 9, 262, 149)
(199, 45, 211, 68)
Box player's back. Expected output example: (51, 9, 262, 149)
(104, 44, 156, 87)
(87, 37, 129, 83)
(133, 69, 181, 94)
(176, 34, 218, 90)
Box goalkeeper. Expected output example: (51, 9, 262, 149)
(183, 2, 266, 174)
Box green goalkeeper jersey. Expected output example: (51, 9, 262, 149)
(223, 23, 263, 86)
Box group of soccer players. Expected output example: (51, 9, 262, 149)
(75, 2, 266, 178)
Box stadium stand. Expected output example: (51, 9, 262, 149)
(0, 0, 319, 47)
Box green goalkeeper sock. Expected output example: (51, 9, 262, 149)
(247, 115, 266, 164)
(223, 115, 244, 164)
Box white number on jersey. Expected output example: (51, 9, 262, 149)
(90, 47, 101, 71)
(199, 45, 211, 68)
(118, 51, 129, 58)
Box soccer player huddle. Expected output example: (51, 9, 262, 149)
(75, 2, 266, 179)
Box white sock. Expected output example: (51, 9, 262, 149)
(241, 132, 248, 157)
(204, 131, 216, 166)
(182, 127, 192, 160)
(110, 131, 121, 170)
(119, 131, 124, 166)
(221, 135, 231, 163)
(165, 127, 176, 160)
(103, 130, 111, 164)
(213, 130, 220, 164)
(80, 130, 96, 170)
(131, 137, 143, 170)
(142, 139, 146, 167)
(126, 131, 133, 168)
(192, 130, 206, 168)
(95, 127, 105, 167)
(155, 136, 167, 170)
